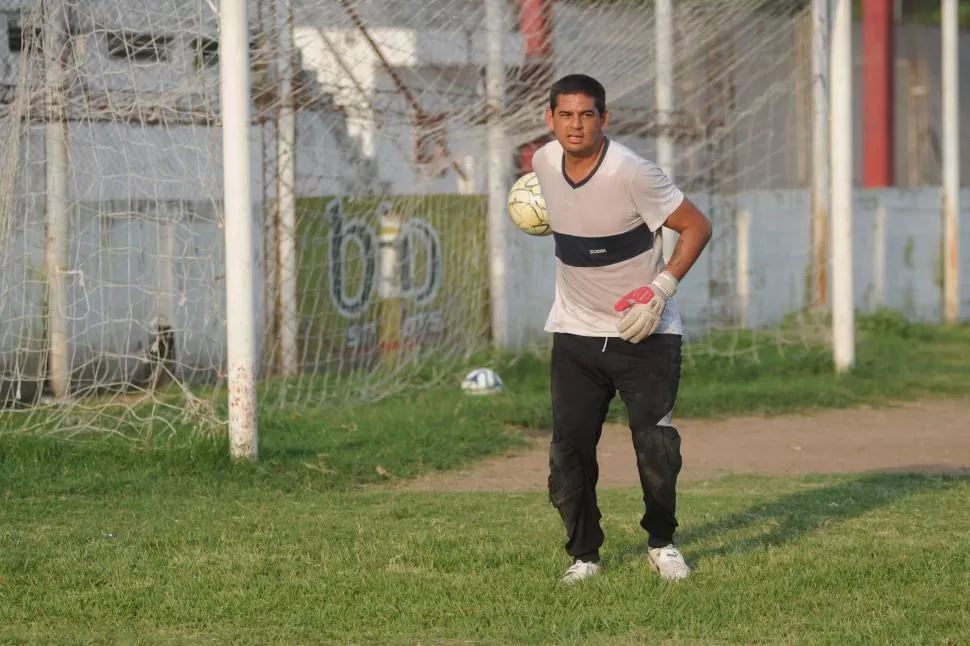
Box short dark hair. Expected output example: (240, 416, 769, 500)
(549, 74, 607, 115)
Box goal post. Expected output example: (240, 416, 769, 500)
(42, 0, 70, 400)
(220, 0, 259, 460)
(0, 0, 879, 444)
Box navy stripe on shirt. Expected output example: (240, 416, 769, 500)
(553, 223, 654, 268)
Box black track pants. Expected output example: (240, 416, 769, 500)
(547, 332, 683, 561)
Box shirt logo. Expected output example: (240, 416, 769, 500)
(589, 248, 607, 254)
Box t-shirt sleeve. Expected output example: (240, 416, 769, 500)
(529, 144, 555, 191)
(630, 162, 685, 232)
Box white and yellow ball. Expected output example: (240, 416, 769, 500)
(506, 171, 551, 237)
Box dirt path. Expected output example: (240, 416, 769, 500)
(401, 400, 970, 492)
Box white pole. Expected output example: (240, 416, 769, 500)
(220, 0, 259, 460)
(830, 0, 855, 371)
(378, 205, 402, 302)
(276, 0, 299, 375)
(485, 0, 510, 349)
(873, 199, 885, 309)
(811, 0, 829, 309)
(735, 208, 750, 328)
(158, 210, 177, 327)
(655, 0, 677, 263)
(44, 0, 70, 398)
(941, 0, 960, 323)
(655, 0, 674, 179)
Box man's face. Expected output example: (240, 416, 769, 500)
(545, 92, 608, 157)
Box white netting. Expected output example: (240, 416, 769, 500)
(0, 0, 822, 437)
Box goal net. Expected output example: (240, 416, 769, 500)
(0, 0, 815, 438)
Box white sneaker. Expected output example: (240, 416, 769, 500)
(561, 559, 602, 584)
(647, 544, 691, 581)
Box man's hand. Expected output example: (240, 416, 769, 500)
(614, 271, 679, 343)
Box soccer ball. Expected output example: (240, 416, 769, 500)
(460, 367, 504, 395)
(507, 172, 551, 237)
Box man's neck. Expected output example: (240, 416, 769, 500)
(563, 137, 606, 181)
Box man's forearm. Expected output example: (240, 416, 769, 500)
(662, 225, 712, 282)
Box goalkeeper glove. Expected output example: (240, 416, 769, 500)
(614, 271, 679, 343)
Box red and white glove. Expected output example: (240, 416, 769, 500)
(614, 271, 679, 343)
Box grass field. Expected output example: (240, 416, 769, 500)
(2, 312, 970, 644)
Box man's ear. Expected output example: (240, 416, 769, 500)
(601, 109, 609, 129)
(545, 107, 554, 131)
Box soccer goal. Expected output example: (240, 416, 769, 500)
(2, 0, 919, 456)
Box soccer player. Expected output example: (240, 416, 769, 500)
(531, 74, 713, 584)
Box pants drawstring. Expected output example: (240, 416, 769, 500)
(602, 337, 608, 352)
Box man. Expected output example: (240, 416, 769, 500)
(531, 74, 712, 584)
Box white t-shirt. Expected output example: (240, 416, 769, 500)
(532, 137, 685, 337)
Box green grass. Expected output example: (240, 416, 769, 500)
(2, 312, 970, 643)
(2, 468, 968, 644)
(4, 310, 970, 489)
(673, 310, 970, 418)
(475, 310, 970, 426)
(264, 309, 970, 445)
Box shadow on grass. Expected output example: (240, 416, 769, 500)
(624, 470, 967, 568)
